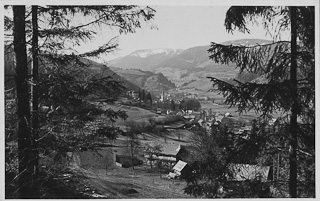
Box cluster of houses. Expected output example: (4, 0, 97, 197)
(158, 108, 234, 132)
(143, 142, 272, 182)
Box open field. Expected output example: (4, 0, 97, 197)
(74, 164, 191, 198)
(71, 126, 194, 198)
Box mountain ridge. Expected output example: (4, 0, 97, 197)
(108, 39, 272, 88)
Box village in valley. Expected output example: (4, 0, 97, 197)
(67, 86, 283, 198)
(4, 4, 315, 199)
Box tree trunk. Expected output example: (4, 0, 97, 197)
(31, 5, 39, 197)
(289, 6, 298, 198)
(13, 5, 33, 198)
(131, 142, 135, 171)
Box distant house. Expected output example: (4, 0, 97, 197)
(198, 119, 204, 126)
(216, 115, 224, 123)
(205, 122, 213, 130)
(183, 115, 196, 121)
(167, 110, 176, 116)
(176, 111, 184, 116)
(126, 90, 139, 99)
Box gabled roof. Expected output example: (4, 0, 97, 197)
(173, 160, 187, 172)
(146, 141, 181, 156)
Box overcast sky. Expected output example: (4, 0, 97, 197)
(82, 5, 286, 62)
(2, 3, 295, 62)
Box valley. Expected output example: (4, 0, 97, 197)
(5, 3, 315, 199)
(67, 96, 261, 198)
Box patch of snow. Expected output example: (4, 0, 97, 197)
(130, 48, 182, 58)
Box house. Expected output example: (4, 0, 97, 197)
(198, 119, 204, 126)
(215, 115, 224, 123)
(205, 122, 213, 130)
(156, 110, 162, 115)
(183, 115, 196, 121)
(144, 142, 181, 169)
(176, 110, 185, 116)
(173, 160, 188, 176)
(126, 90, 139, 99)
(116, 155, 143, 168)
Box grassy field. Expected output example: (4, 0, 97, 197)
(76, 164, 191, 198)
(79, 98, 273, 198)
(71, 121, 194, 198)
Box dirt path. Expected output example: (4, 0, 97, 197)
(77, 167, 191, 198)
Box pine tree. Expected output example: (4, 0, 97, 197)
(7, 5, 155, 198)
(207, 6, 314, 197)
(31, 6, 40, 197)
(13, 5, 34, 198)
(141, 89, 146, 101)
(146, 92, 152, 106)
(171, 99, 176, 111)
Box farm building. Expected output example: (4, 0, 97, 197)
(144, 142, 182, 169)
(173, 160, 193, 179)
(116, 155, 143, 168)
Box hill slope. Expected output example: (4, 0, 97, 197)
(108, 39, 271, 88)
(4, 47, 141, 95)
(110, 67, 176, 93)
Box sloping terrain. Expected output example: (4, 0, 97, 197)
(110, 67, 176, 92)
(108, 39, 271, 89)
(3, 47, 141, 93)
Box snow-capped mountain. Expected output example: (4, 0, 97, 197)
(130, 48, 183, 58)
(108, 48, 183, 71)
(108, 39, 272, 87)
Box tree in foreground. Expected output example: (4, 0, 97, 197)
(184, 121, 274, 198)
(12, 6, 34, 198)
(6, 5, 155, 198)
(205, 6, 314, 198)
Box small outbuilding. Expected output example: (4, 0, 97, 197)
(167, 160, 189, 179)
(115, 155, 143, 168)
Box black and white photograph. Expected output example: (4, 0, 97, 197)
(2, 0, 318, 199)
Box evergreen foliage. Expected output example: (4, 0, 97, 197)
(179, 97, 201, 111)
(204, 6, 314, 198)
(5, 5, 155, 198)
